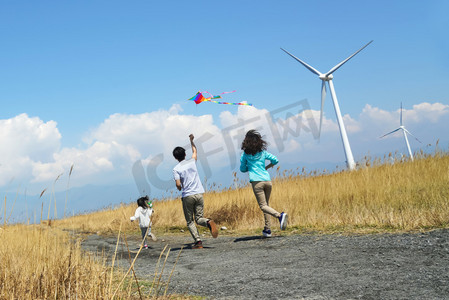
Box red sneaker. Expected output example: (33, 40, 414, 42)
(192, 240, 203, 249)
(207, 220, 219, 238)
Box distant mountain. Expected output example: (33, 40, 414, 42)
(61, 184, 139, 215)
(1, 183, 140, 224)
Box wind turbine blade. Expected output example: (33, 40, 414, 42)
(325, 40, 373, 76)
(319, 81, 326, 137)
(280, 48, 322, 76)
(403, 128, 422, 143)
(379, 128, 401, 138)
(400, 102, 403, 126)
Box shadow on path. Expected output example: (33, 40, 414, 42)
(233, 235, 283, 243)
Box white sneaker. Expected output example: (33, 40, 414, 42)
(279, 212, 288, 230)
(262, 229, 272, 238)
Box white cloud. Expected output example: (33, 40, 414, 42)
(0, 114, 61, 186)
(342, 113, 361, 134)
(406, 102, 449, 123)
(0, 113, 60, 162)
(87, 105, 222, 158)
(1, 102, 448, 194)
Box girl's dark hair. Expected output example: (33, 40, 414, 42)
(137, 195, 149, 209)
(241, 130, 267, 155)
(173, 146, 186, 161)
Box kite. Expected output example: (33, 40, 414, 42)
(188, 91, 253, 106)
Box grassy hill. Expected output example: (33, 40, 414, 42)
(54, 150, 449, 235)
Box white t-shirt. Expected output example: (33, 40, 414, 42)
(173, 158, 205, 198)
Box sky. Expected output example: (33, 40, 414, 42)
(1, 1, 448, 215)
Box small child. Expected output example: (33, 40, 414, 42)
(130, 195, 154, 249)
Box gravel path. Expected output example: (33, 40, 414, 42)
(81, 229, 449, 299)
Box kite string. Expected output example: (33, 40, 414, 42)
(201, 90, 236, 98)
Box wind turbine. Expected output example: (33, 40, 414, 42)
(281, 41, 373, 170)
(379, 102, 421, 161)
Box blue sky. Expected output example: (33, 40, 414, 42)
(1, 1, 448, 212)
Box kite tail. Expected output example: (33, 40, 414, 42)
(205, 99, 253, 106)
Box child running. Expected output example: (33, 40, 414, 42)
(130, 195, 154, 249)
(172, 134, 218, 249)
(240, 129, 288, 237)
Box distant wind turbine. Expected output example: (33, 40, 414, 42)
(281, 41, 373, 170)
(380, 102, 421, 161)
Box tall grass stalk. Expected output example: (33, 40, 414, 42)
(121, 231, 144, 300)
(64, 164, 74, 218)
(164, 246, 183, 297)
(111, 233, 146, 299)
(5, 186, 20, 225)
(48, 173, 63, 221)
(3, 196, 5, 226)
(109, 220, 122, 296)
(39, 188, 46, 224)
(149, 245, 168, 296)
(155, 248, 171, 298)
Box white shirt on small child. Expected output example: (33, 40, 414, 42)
(130, 207, 153, 228)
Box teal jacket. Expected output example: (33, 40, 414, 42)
(240, 150, 279, 182)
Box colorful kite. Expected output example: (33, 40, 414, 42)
(188, 91, 253, 106)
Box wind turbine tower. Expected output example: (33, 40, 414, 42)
(380, 102, 421, 161)
(281, 41, 373, 170)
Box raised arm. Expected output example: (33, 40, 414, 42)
(189, 134, 197, 161)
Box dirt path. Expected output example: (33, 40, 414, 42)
(81, 229, 449, 299)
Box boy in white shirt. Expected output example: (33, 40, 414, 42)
(172, 134, 218, 249)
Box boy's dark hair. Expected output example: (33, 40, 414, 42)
(137, 195, 149, 209)
(241, 130, 267, 155)
(173, 146, 186, 161)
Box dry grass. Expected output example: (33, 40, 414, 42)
(55, 150, 449, 234)
(0, 224, 116, 299)
(276, 151, 449, 232)
(0, 223, 185, 299)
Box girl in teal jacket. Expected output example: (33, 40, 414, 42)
(240, 130, 288, 237)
